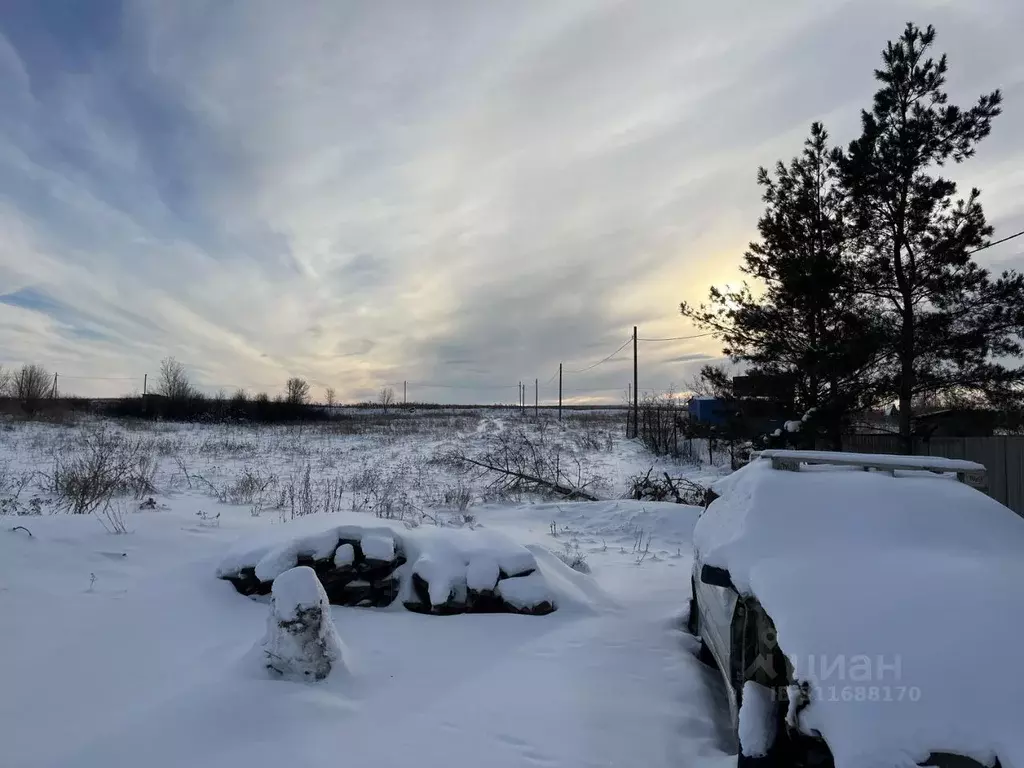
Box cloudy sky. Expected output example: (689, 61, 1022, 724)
(1, 0, 1022, 404)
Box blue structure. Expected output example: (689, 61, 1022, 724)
(688, 397, 728, 426)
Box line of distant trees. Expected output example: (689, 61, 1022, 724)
(0, 357, 406, 423)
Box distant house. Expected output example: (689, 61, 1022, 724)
(914, 408, 997, 438)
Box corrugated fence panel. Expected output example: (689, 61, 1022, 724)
(963, 437, 1008, 508)
(813, 433, 1024, 517)
(1005, 437, 1024, 516)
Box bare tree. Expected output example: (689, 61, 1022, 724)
(14, 364, 52, 403)
(324, 387, 337, 408)
(285, 377, 310, 405)
(0, 365, 10, 397)
(156, 357, 193, 401)
(379, 386, 395, 413)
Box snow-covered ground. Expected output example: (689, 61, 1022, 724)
(0, 412, 733, 768)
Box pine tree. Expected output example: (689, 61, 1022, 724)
(842, 23, 1023, 452)
(682, 124, 883, 447)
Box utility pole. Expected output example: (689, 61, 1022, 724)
(51, 372, 58, 399)
(627, 382, 631, 436)
(403, 380, 407, 405)
(558, 363, 563, 422)
(143, 373, 148, 396)
(535, 378, 538, 418)
(632, 326, 639, 439)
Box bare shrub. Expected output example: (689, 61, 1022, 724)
(225, 466, 277, 505)
(349, 463, 410, 519)
(379, 386, 395, 413)
(49, 428, 156, 514)
(324, 387, 337, 408)
(447, 426, 601, 501)
(554, 538, 591, 573)
(632, 527, 653, 565)
(0, 462, 35, 516)
(95, 499, 130, 534)
(628, 469, 711, 506)
(275, 464, 344, 520)
(635, 390, 687, 457)
(439, 480, 472, 512)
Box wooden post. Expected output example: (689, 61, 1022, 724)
(535, 378, 538, 418)
(403, 380, 407, 405)
(632, 326, 638, 439)
(558, 363, 562, 422)
(143, 373, 148, 396)
(51, 372, 58, 399)
(627, 382, 632, 436)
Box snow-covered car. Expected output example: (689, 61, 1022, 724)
(688, 450, 1024, 768)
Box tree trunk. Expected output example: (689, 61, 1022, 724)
(898, 307, 915, 455)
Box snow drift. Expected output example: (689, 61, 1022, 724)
(260, 565, 346, 681)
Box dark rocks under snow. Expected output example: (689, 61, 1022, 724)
(217, 525, 556, 616)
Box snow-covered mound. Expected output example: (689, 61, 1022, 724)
(696, 457, 1024, 768)
(260, 566, 346, 681)
(218, 524, 582, 615)
(218, 524, 406, 607)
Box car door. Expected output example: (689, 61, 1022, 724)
(693, 551, 738, 677)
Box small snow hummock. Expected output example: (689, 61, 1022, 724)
(496, 571, 552, 611)
(333, 543, 356, 568)
(360, 534, 395, 562)
(738, 681, 777, 757)
(412, 553, 467, 607)
(254, 528, 346, 583)
(466, 556, 500, 592)
(260, 566, 345, 682)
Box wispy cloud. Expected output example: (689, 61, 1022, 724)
(1, 0, 1022, 400)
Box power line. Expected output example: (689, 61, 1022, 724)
(56, 375, 139, 381)
(637, 332, 715, 342)
(564, 337, 633, 374)
(969, 228, 1024, 255)
(403, 381, 518, 391)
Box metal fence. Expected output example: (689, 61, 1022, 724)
(825, 434, 1024, 516)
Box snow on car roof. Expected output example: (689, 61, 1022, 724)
(757, 448, 985, 472)
(695, 458, 1024, 768)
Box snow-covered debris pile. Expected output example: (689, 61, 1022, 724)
(218, 524, 560, 615)
(217, 525, 405, 607)
(260, 566, 346, 682)
(402, 527, 552, 615)
(696, 456, 1024, 768)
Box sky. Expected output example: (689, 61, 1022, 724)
(1, 0, 1023, 404)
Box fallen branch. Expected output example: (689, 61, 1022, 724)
(453, 455, 599, 501)
(10, 525, 33, 537)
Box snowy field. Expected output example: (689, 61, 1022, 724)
(0, 410, 734, 768)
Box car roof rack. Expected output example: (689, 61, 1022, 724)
(752, 449, 988, 491)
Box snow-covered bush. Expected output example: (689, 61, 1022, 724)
(260, 566, 345, 682)
(554, 538, 590, 573)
